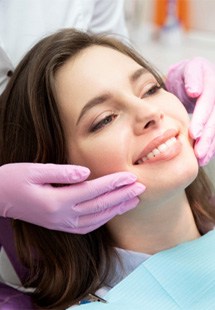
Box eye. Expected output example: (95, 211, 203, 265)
(90, 113, 117, 132)
(142, 84, 161, 98)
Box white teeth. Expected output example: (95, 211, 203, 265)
(136, 136, 177, 164)
(152, 148, 160, 156)
(166, 137, 177, 146)
(158, 143, 167, 152)
(147, 152, 154, 159)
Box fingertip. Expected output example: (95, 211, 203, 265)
(134, 182, 146, 194)
(77, 166, 91, 176)
(194, 140, 209, 166)
(70, 166, 90, 178)
(120, 172, 137, 181)
(197, 156, 208, 167)
(118, 196, 140, 215)
(185, 85, 201, 98)
(197, 148, 214, 167)
(194, 140, 203, 156)
(189, 124, 202, 139)
(113, 172, 137, 187)
(136, 182, 146, 189)
(184, 58, 204, 96)
(67, 165, 91, 182)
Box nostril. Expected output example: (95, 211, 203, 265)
(144, 120, 155, 129)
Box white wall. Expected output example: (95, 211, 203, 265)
(189, 0, 215, 33)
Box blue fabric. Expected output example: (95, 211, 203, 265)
(76, 230, 215, 309)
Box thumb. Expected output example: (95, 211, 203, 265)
(30, 163, 90, 185)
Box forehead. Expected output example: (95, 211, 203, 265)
(54, 45, 145, 109)
(55, 45, 143, 85)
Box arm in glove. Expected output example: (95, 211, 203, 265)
(166, 57, 215, 166)
(0, 163, 145, 234)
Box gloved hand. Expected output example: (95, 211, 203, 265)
(165, 57, 215, 166)
(0, 282, 33, 310)
(0, 163, 145, 233)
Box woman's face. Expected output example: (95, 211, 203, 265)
(55, 45, 198, 203)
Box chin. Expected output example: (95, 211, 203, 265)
(138, 153, 199, 202)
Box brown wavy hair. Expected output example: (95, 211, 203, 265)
(0, 29, 214, 309)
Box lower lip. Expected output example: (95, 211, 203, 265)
(140, 137, 182, 164)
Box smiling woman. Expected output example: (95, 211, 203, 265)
(0, 29, 215, 309)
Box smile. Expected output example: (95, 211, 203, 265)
(134, 129, 182, 165)
(136, 137, 177, 164)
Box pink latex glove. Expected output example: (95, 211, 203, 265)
(0, 163, 145, 233)
(166, 57, 215, 166)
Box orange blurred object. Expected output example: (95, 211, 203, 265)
(154, 0, 190, 31)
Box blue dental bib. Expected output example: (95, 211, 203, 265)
(77, 230, 215, 309)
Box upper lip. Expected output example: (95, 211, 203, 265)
(134, 129, 179, 164)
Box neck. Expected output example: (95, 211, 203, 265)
(107, 191, 201, 255)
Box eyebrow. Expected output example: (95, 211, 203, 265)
(76, 93, 111, 125)
(130, 67, 147, 82)
(76, 67, 147, 126)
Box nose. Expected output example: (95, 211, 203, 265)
(132, 100, 164, 135)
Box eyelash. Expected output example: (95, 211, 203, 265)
(90, 113, 117, 132)
(90, 84, 161, 132)
(142, 84, 161, 98)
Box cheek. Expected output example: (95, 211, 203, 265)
(162, 93, 190, 125)
(68, 135, 128, 180)
(137, 138, 199, 202)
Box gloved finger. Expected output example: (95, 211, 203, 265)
(30, 164, 90, 184)
(197, 136, 215, 167)
(165, 61, 186, 94)
(183, 58, 204, 97)
(189, 78, 215, 139)
(73, 182, 145, 215)
(72, 196, 140, 233)
(194, 105, 215, 165)
(197, 137, 215, 167)
(56, 172, 138, 204)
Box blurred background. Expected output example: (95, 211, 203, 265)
(124, 0, 215, 72)
(124, 0, 215, 184)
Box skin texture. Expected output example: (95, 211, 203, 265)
(55, 46, 200, 254)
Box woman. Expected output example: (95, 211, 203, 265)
(0, 29, 214, 309)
